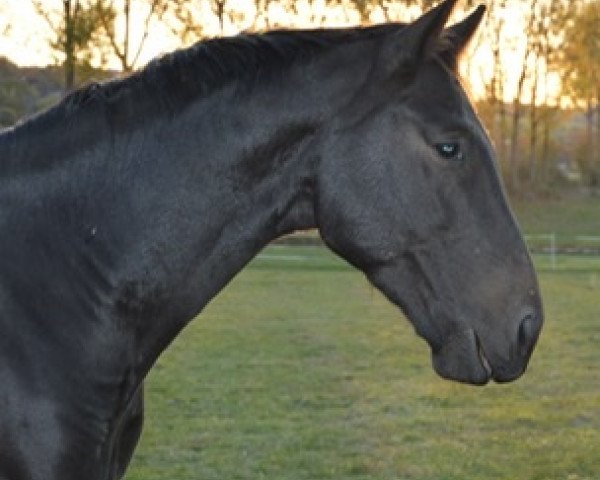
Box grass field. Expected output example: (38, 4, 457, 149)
(512, 196, 600, 239)
(124, 245, 600, 480)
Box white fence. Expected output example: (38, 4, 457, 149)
(524, 234, 600, 270)
(275, 231, 600, 272)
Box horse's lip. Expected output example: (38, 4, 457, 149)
(475, 333, 493, 380)
(431, 328, 493, 385)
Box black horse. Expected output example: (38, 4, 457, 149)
(0, 1, 542, 478)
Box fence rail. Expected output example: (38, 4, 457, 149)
(274, 231, 600, 272)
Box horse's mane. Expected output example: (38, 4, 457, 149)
(0, 24, 415, 169)
(7, 21, 460, 162)
(54, 25, 404, 124)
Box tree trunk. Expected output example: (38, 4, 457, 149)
(123, 0, 131, 71)
(542, 109, 550, 183)
(509, 59, 531, 193)
(586, 97, 593, 182)
(596, 87, 600, 167)
(489, 44, 507, 163)
(529, 108, 537, 187)
(63, 0, 75, 93)
(498, 94, 507, 164)
(215, 0, 226, 34)
(529, 60, 539, 187)
(486, 3, 507, 166)
(509, 101, 522, 191)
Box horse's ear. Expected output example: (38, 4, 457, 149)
(439, 5, 486, 70)
(381, 0, 458, 73)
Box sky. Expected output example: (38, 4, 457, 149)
(0, 0, 182, 68)
(0, 0, 52, 67)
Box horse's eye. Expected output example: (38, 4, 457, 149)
(435, 142, 463, 161)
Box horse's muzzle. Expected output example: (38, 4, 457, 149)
(431, 308, 543, 386)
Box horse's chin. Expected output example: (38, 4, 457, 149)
(431, 328, 493, 385)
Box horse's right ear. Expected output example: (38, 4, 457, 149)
(379, 0, 458, 74)
(439, 4, 486, 71)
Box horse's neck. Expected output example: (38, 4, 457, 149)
(1, 42, 370, 377)
(114, 55, 370, 372)
(178, 95, 322, 299)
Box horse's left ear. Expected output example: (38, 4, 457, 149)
(386, 0, 458, 72)
(439, 5, 486, 70)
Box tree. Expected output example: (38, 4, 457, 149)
(506, 0, 542, 191)
(0, 58, 39, 126)
(523, 1, 570, 187)
(472, 0, 509, 173)
(560, 0, 600, 185)
(32, 0, 106, 92)
(93, 0, 171, 72)
(32, 0, 207, 83)
(470, 0, 569, 192)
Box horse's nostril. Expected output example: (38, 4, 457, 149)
(518, 314, 537, 357)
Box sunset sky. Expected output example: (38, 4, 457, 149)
(0, 0, 181, 68)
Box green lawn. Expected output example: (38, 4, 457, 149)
(512, 196, 599, 239)
(124, 245, 600, 480)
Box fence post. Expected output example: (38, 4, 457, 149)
(550, 233, 557, 270)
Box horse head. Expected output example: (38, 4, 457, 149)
(317, 0, 543, 385)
